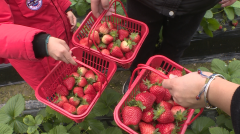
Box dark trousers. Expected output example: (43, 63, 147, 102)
(127, 0, 206, 73)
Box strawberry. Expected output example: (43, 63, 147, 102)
(77, 67, 88, 76)
(139, 122, 160, 134)
(79, 37, 93, 47)
(92, 82, 102, 92)
(53, 95, 68, 108)
(166, 100, 174, 106)
(85, 70, 96, 84)
(69, 96, 80, 107)
(149, 68, 165, 84)
(150, 84, 166, 103)
(171, 106, 187, 122)
(55, 84, 69, 96)
(110, 28, 118, 41)
(125, 51, 134, 59)
(98, 43, 107, 49)
(122, 106, 142, 126)
(95, 23, 102, 32)
(219, 25, 222, 30)
(77, 104, 89, 115)
(135, 92, 156, 111)
(63, 76, 75, 90)
(63, 103, 76, 114)
(101, 49, 110, 55)
(159, 101, 173, 110)
(82, 94, 96, 104)
(110, 46, 124, 58)
(129, 32, 141, 43)
(84, 84, 96, 95)
(141, 108, 154, 123)
(153, 107, 174, 124)
(120, 39, 136, 53)
(102, 34, 114, 44)
(107, 21, 115, 30)
(107, 39, 121, 50)
(163, 89, 172, 101)
(95, 74, 105, 83)
(99, 22, 109, 34)
(118, 29, 129, 41)
(76, 76, 88, 87)
(139, 79, 152, 92)
(70, 72, 80, 78)
(223, 27, 227, 32)
(73, 87, 84, 98)
(232, 19, 238, 27)
(167, 69, 182, 78)
(90, 31, 100, 44)
(156, 123, 176, 134)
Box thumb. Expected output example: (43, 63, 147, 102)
(101, 0, 109, 10)
(162, 79, 173, 90)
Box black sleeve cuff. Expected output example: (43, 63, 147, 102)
(65, 7, 72, 13)
(32, 33, 50, 58)
(230, 86, 240, 134)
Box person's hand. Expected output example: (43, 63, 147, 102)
(66, 11, 77, 32)
(47, 36, 77, 65)
(219, 0, 236, 7)
(162, 72, 213, 109)
(91, 0, 115, 18)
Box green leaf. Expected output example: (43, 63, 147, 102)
(234, 8, 240, 16)
(55, 112, 73, 123)
(35, 115, 43, 125)
(191, 117, 215, 133)
(86, 0, 91, 3)
(4, 94, 25, 118)
(0, 124, 13, 134)
(37, 108, 47, 118)
(211, 59, 228, 74)
(230, 1, 240, 8)
(209, 127, 229, 134)
(0, 113, 12, 124)
(75, 0, 90, 16)
(228, 60, 240, 75)
(93, 102, 109, 116)
(70, 0, 77, 6)
(23, 115, 36, 126)
(203, 26, 213, 37)
(200, 18, 208, 28)
(66, 122, 75, 131)
(224, 7, 235, 20)
(197, 67, 210, 72)
(111, 120, 117, 126)
(27, 126, 38, 134)
(207, 18, 220, 31)
(185, 129, 195, 134)
(42, 122, 53, 132)
(100, 127, 122, 134)
(46, 106, 58, 115)
(194, 109, 200, 114)
(78, 120, 89, 130)
(204, 10, 213, 18)
(33, 130, 39, 134)
(105, 89, 122, 106)
(216, 114, 227, 126)
(86, 119, 105, 134)
(9, 117, 28, 133)
(225, 119, 233, 130)
(230, 130, 235, 134)
(232, 78, 240, 84)
(68, 125, 81, 134)
(116, 5, 124, 16)
(213, 4, 222, 9)
(48, 125, 69, 134)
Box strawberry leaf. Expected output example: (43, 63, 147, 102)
(224, 7, 235, 20)
(228, 60, 240, 75)
(68, 125, 81, 134)
(209, 127, 230, 134)
(211, 59, 228, 74)
(191, 117, 215, 133)
(0, 124, 13, 134)
(48, 125, 68, 134)
(204, 10, 213, 18)
(100, 127, 122, 134)
(93, 102, 109, 116)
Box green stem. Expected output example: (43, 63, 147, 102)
(108, 106, 114, 112)
(38, 127, 44, 133)
(213, 9, 224, 14)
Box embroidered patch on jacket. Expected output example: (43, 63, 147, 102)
(26, 0, 42, 10)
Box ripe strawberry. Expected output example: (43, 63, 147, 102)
(107, 39, 121, 50)
(167, 69, 182, 78)
(163, 89, 172, 101)
(84, 84, 96, 95)
(219, 25, 222, 30)
(77, 67, 88, 76)
(99, 22, 109, 34)
(156, 123, 176, 134)
(129, 32, 141, 43)
(85, 70, 96, 84)
(76, 76, 88, 87)
(101, 49, 110, 55)
(90, 31, 100, 44)
(153, 107, 174, 124)
(98, 43, 107, 49)
(77, 104, 89, 115)
(125, 51, 134, 59)
(159, 101, 173, 110)
(79, 37, 93, 47)
(110, 28, 118, 41)
(102, 34, 114, 44)
(53, 95, 68, 108)
(73, 87, 84, 98)
(141, 108, 154, 123)
(139, 122, 160, 134)
(171, 106, 187, 122)
(63, 76, 75, 90)
(69, 96, 80, 107)
(232, 19, 238, 27)
(139, 79, 152, 92)
(149, 68, 165, 84)
(135, 92, 156, 111)
(55, 84, 69, 96)
(118, 29, 129, 41)
(63, 103, 76, 114)
(150, 84, 166, 103)
(95, 23, 102, 32)
(120, 39, 136, 53)
(82, 94, 96, 104)
(95, 74, 105, 83)
(92, 82, 102, 92)
(107, 21, 115, 29)
(122, 106, 142, 126)
(70, 72, 80, 78)
(166, 100, 174, 106)
(110, 46, 124, 58)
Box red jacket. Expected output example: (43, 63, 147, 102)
(0, 0, 72, 90)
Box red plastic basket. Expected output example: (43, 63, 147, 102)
(114, 55, 204, 134)
(72, 0, 149, 69)
(35, 47, 117, 123)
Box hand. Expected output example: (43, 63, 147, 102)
(66, 11, 77, 32)
(162, 72, 213, 109)
(91, 0, 115, 18)
(47, 36, 77, 65)
(219, 0, 236, 7)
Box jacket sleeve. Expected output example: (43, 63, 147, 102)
(0, 0, 44, 61)
(57, 0, 72, 13)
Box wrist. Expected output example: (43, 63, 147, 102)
(45, 35, 51, 56)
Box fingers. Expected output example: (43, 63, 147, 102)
(162, 79, 173, 90)
(220, 0, 236, 7)
(101, 0, 109, 10)
(91, 0, 101, 18)
(63, 51, 77, 65)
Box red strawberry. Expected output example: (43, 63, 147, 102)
(141, 108, 154, 123)
(99, 22, 109, 34)
(163, 89, 172, 101)
(101, 49, 110, 55)
(98, 43, 107, 49)
(53, 95, 68, 108)
(107, 42, 114, 50)
(79, 37, 93, 47)
(125, 51, 134, 59)
(84, 84, 96, 95)
(63, 76, 75, 90)
(102, 34, 114, 44)
(232, 20, 238, 27)
(82, 94, 96, 104)
(122, 106, 142, 126)
(107, 39, 121, 50)
(77, 104, 89, 115)
(90, 31, 100, 44)
(107, 21, 115, 29)
(70, 72, 80, 78)
(110, 28, 118, 41)
(167, 69, 182, 78)
(149, 69, 165, 84)
(166, 100, 174, 106)
(110, 46, 124, 58)
(55, 84, 69, 96)
(92, 81, 102, 92)
(139, 79, 152, 92)
(156, 123, 176, 134)
(95, 74, 105, 83)
(150, 84, 166, 103)
(95, 23, 102, 32)
(76, 76, 88, 87)
(171, 106, 187, 122)
(129, 32, 141, 43)
(118, 29, 129, 41)
(77, 67, 88, 76)
(159, 101, 173, 110)
(73, 87, 84, 98)
(63, 103, 76, 114)
(120, 39, 136, 53)
(69, 96, 80, 107)
(153, 107, 174, 124)
(135, 92, 156, 111)
(85, 70, 96, 84)
(139, 122, 160, 134)
(219, 25, 222, 30)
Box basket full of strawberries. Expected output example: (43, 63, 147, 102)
(113, 55, 203, 134)
(72, 0, 149, 69)
(35, 47, 117, 123)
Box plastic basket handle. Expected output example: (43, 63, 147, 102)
(187, 108, 204, 125)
